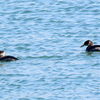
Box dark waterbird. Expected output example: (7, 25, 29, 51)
(0, 51, 18, 61)
(81, 40, 100, 52)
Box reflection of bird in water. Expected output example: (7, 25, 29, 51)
(0, 51, 18, 61)
(0, 63, 6, 67)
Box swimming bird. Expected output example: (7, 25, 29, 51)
(81, 40, 100, 52)
(0, 51, 18, 61)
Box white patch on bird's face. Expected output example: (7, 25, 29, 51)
(0, 52, 6, 57)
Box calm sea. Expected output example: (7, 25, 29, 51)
(0, 0, 100, 100)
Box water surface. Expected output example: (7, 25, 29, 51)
(0, 0, 100, 100)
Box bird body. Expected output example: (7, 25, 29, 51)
(81, 40, 100, 52)
(0, 51, 18, 61)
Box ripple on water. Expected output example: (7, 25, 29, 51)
(1, 0, 100, 100)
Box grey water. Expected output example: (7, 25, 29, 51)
(0, 0, 100, 100)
